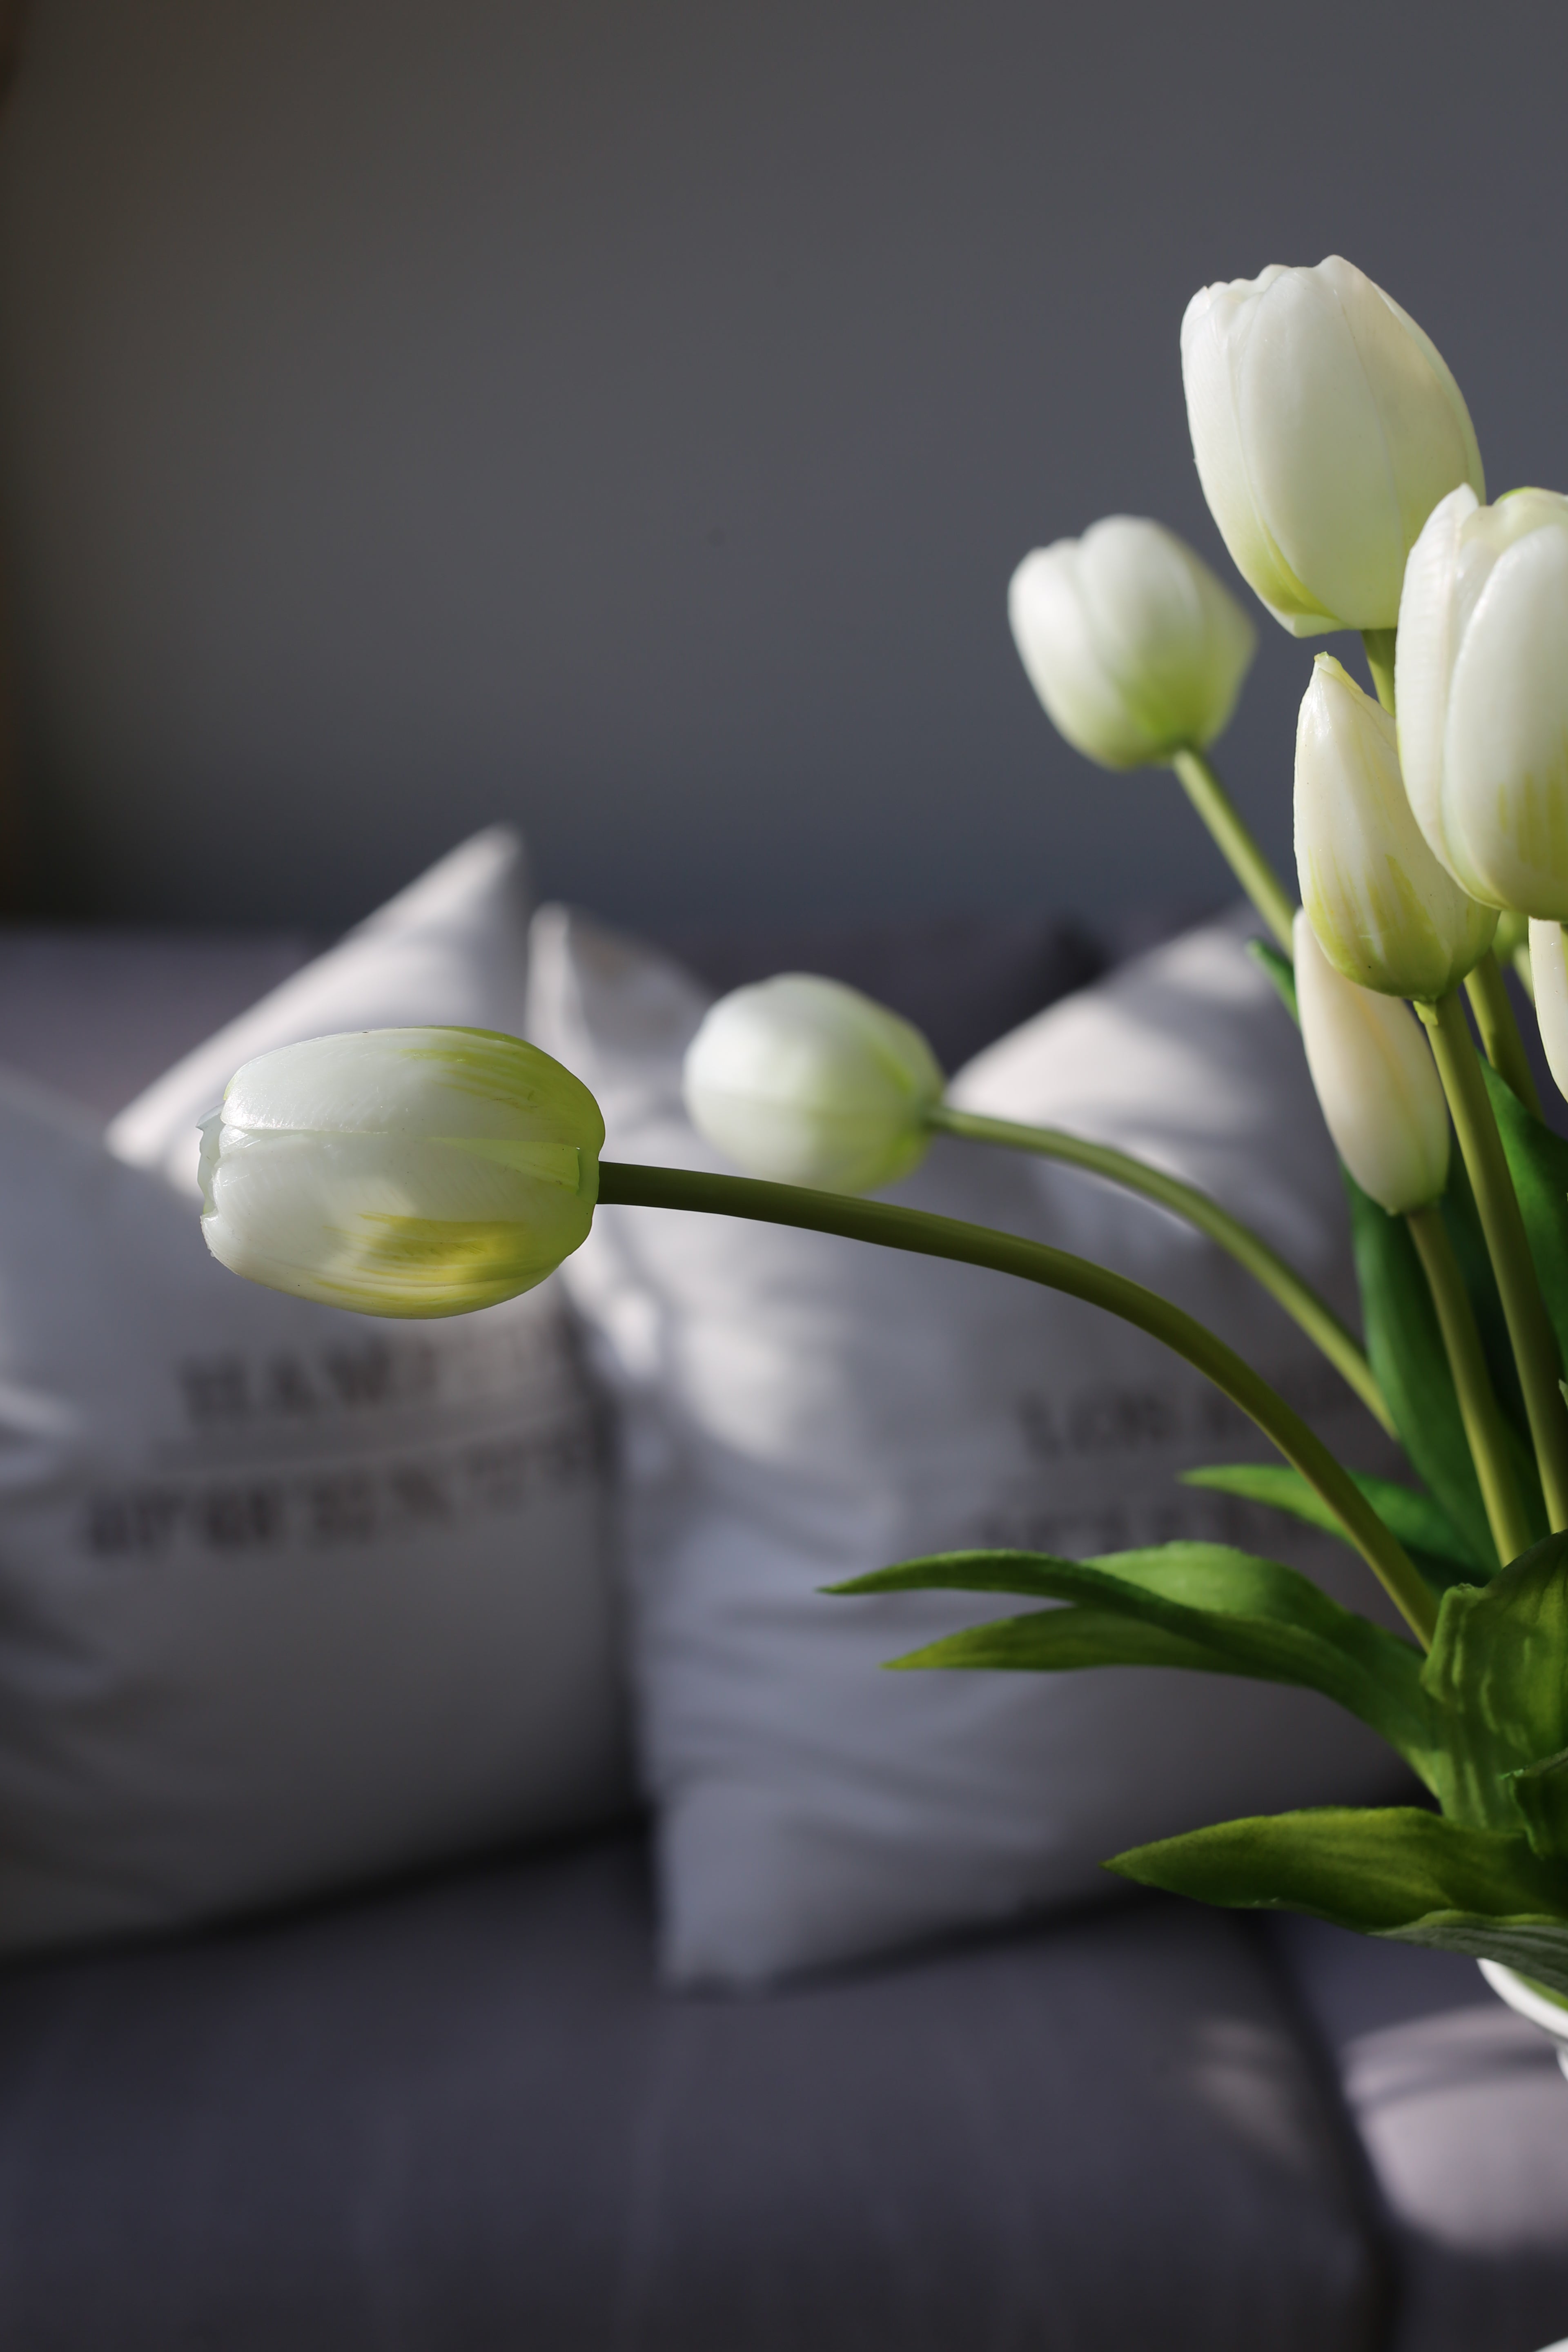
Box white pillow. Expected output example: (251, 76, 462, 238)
(527, 902, 1412, 1990)
(0, 831, 626, 1958)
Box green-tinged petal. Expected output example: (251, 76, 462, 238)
(201, 1026, 604, 1316)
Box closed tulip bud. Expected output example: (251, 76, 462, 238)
(1182, 256, 1483, 636)
(1528, 922, 1568, 1104)
(1294, 653, 1496, 999)
(682, 975, 942, 1194)
(200, 1027, 603, 1316)
(1007, 516, 1256, 769)
(1398, 486, 1568, 920)
(1294, 913, 1450, 1214)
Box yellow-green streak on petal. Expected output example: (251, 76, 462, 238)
(436, 1139, 593, 1192)
(1497, 766, 1568, 886)
(307, 1214, 580, 1317)
(400, 1030, 605, 1134)
(1304, 845, 1456, 995)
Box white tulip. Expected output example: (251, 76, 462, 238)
(1529, 922, 1568, 1105)
(1007, 516, 1256, 768)
(200, 1027, 603, 1315)
(682, 975, 942, 1194)
(1398, 485, 1568, 920)
(1294, 653, 1495, 999)
(1294, 913, 1450, 1214)
(1182, 256, 1483, 636)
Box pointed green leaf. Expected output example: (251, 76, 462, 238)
(1181, 1461, 1474, 1591)
(1109, 1805, 1568, 1994)
(833, 1550, 1114, 1604)
(896, 1608, 1229, 1677)
(1346, 1175, 1497, 1571)
(842, 1542, 1434, 1772)
(1423, 1530, 1568, 1829)
(1482, 1058, 1568, 1380)
(1504, 1746, 1568, 1862)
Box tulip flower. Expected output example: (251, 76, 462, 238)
(682, 975, 942, 1194)
(200, 1027, 603, 1315)
(1294, 913, 1450, 1214)
(1007, 516, 1256, 769)
(1398, 486, 1568, 920)
(1294, 653, 1496, 999)
(1182, 256, 1483, 636)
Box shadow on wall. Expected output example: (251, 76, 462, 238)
(0, 0, 1562, 935)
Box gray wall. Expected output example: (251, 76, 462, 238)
(0, 0, 1564, 935)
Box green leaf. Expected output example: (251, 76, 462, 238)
(1422, 1530, 1568, 1829)
(1481, 1057, 1568, 1379)
(837, 1542, 1434, 1772)
(1182, 1461, 1474, 1592)
(1503, 1746, 1568, 1862)
(906, 1608, 1233, 1677)
(1346, 1174, 1498, 1572)
(1109, 1804, 1568, 1995)
(1247, 937, 1298, 1022)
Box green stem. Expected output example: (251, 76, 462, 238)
(1362, 627, 1398, 715)
(928, 1103, 1394, 1437)
(1417, 991, 1568, 1530)
(1169, 748, 1296, 955)
(597, 1159, 1437, 1645)
(1405, 1202, 1531, 1567)
(1465, 949, 1543, 1117)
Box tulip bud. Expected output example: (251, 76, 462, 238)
(1398, 485, 1568, 920)
(1294, 653, 1496, 999)
(1529, 922, 1568, 1105)
(199, 1027, 603, 1316)
(1294, 913, 1450, 1214)
(1182, 256, 1483, 636)
(682, 975, 942, 1194)
(1007, 516, 1256, 769)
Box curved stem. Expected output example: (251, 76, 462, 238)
(1417, 991, 1568, 1530)
(597, 1160, 1436, 1645)
(1406, 1202, 1531, 1567)
(1465, 949, 1542, 1117)
(1169, 749, 1296, 954)
(928, 1103, 1393, 1437)
(1362, 628, 1398, 715)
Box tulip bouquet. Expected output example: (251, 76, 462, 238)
(201, 257, 1568, 2014)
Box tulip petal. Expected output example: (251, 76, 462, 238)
(682, 975, 941, 1194)
(1295, 655, 1495, 999)
(1008, 544, 1156, 769)
(1182, 279, 1336, 633)
(1445, 524, 1568, 919)
(1294, 913, 1450, 1215)
(1396, 484, 1477, 874)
